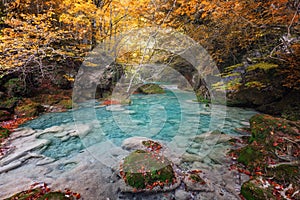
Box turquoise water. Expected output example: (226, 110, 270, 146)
(23, 89, 257, 159)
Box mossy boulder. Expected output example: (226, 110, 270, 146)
(266, 164, 300, 184)
(237, 145, 264, 169)
(235, 114, 300, 200)
(120, 150, 175, 190)
(249, 114, 298, 144)
(58, 99, 72, 109)
(241, 179, 276, 200)
(136, 84, 165, 94)
(4, 188, 71, 200)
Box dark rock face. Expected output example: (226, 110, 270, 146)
(227, 87, 285, 107)
(165, 55, 210, 101)
(257, 91, 300, 120)
(73, 63, 124, 102)
(222, 61, 300, 120)
(51, 71, 72, 90)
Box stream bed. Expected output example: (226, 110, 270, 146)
(0, 89, 257, 199)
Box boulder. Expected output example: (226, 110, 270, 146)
(136, 84, 165, 94)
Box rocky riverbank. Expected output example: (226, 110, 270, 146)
(0, 122, 249, 200)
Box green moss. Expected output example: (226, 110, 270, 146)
(237, 145, 263, 168)
(244, 81, 266, 89)
(58, 99, 72, 109)
(4, 78, 28, 97)
(222, 72, 241, 78)
(266, 165, 300, 184)
(15, 100, 43, 117)
(189, 174, 205, 184)
(241, 180, 275, 200)
(247, 62, 278, 72)
(5, 189, 72, 200)
(0, 97, 18, 109)
(137, 84, 164, 94)
(39, 192, 70, 200)
(5, 188, 42, 200)
(195, 94, 211, 104)
(224, 63, 244, 72)
(121, 150, 175, 189)
(249, 114, 297, 144)
(0, 126, 10, 139)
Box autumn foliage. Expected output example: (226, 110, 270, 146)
(0, 0, 299, 88)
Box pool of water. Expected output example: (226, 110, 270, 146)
(23, 89, 257, 159)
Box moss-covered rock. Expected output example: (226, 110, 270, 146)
(189, 174, 206, 184)
(235, 114, 300, 200)
(58, 99, 72, 109)
(120, 149, 175, 190)
(4, 186, 77, 200)
(241, 179, 276, 200)
(237, 145, 264, 169)
(136, 84, 164, 94)
(4, 189, 71, 200)
(39, 192, 70, 200)
(266, 164, 300, 184)
(249, 114, 298, 144)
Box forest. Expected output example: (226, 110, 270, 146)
(0, 0, 299, 199)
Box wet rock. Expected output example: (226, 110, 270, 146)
(174, 189, 190, 200)
(69, 124, 91, 137)
(0, 137, 49, 167)
(119, 149, 178, 191)
(192, 130, 233, 144)
(121, 137, 151, 151)
(106, 105, 125, 112)
(10, 127, 36, 140)
(183, 173, 214, 192)
(0, 160, 22, 173)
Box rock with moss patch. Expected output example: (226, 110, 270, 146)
(120, 149, 178, 191)
(237, 145, 264, 170)
(136, 84, 165, 94)
(183, 171, 213, 192)
(235, 114, 300, 200)
(4, 188, 72, 200)
(58, 99, 73, 109)
(241, 178, 276, 200)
